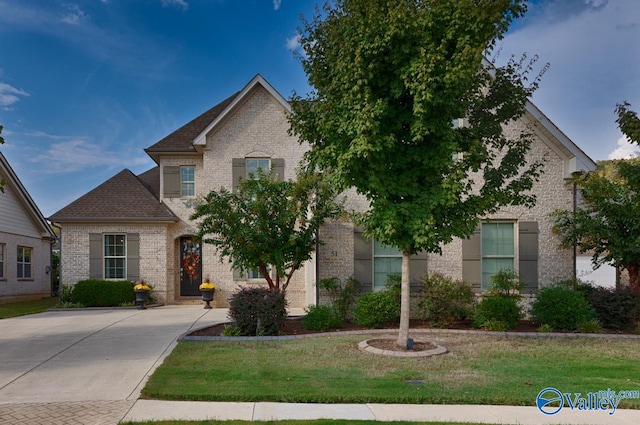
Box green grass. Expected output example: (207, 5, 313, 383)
(142, 333, 640, 408)
(0, 297, 58, 319)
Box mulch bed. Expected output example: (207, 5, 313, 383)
(188, 318, 542, 337)
(187, 318, 636, 353)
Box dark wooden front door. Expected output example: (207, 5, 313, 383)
(180, 237, 202, 296)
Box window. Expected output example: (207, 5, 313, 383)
(481, 222, 515, 291)
(104, 234, 126, 279)
(180, 166, 195, 197)
(373, 240, 402, 290)
(0, 243, 5, 279)
(17, 246, 32, 279)
(246, 158, 270, 179)
(248, 265, 271, 280)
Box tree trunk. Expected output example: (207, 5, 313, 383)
(396, 249, 411, 348)
(627, 261, 640, 289)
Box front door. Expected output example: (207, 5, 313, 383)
(180, 237, 202, 296)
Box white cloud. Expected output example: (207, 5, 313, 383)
(161, 0, 188, 10)
(60, 3, 87, 25)
(273, 0, 282, 11)
(497, 0, 640, 161)
(31, 138, 150, 174)
(0, 82, 30, 108)
(608, 136, 638, 159)
(286, 33, 300, 50)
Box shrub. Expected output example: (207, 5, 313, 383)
(71, 279, 135, 307)
(530, 286, 594, 330)
(318, 276, 358, 321)
(302, 304, 343, 331)
(353, 278, 400, 329)
(473, 296, 522, 330)
(417, 273, 476, 327)
(228, 287, 288, 336)
(537, 324, 552, 333)
(577, 319, 602, 334)
(588, 286, 640, 330)
(486, 269, 523, 299)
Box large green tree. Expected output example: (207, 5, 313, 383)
(191, 169, 342, 291)
(553, 102, 640, 288)
(290, 0, 544, 347)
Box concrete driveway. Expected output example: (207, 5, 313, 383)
(0, 305, 229, 424)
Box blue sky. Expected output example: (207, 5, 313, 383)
(0, 0, 638, 217)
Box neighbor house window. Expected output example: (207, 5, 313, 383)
(246, 158, 270, 179)
(104, 234, 126, 279)
(0, 243, 5, 279)
(17, 246, 32, 279)
(181, 166, 195, 197)
(373, 240, 402, 290)
(481, 222, 515, 291)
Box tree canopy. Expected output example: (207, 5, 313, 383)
(553, 102, 640, 288)
(190, 169, 342, 291)
(290, 0, 544, 346)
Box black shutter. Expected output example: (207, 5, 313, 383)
(232, 158, 245, 192)
(163, 166, 180, 198)
(462, 226, 482, 292)
(518, 221, 538, 294)
(126, 233, 140, 282)
(272, 158, 285, 181)
(89, 233, 102, 279)
(353, 227, 372, 288)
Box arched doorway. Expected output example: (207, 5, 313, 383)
(179, 236, 202, 296)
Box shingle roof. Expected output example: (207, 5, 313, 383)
(49, 168, 177, 223)
(145, 91, 240, 153)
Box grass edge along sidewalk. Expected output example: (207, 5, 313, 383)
(141, 332, 640, 408)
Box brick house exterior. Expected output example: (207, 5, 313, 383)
(49, 75, 595, 307)
(1, 152, 56, 303)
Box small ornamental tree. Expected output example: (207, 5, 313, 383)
(553, 102, 640, 288)
(191, 169, 341, 291)
(290, 0, 544, 347)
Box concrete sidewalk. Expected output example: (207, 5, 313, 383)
(123, 400, 640, 424)
(0, 305, 639, 424)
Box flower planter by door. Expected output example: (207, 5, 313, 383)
(135, 290, 149, 310)
(201, 290, 215, 309)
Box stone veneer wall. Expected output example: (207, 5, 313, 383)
(59, 223, 170, 303)
(316, 114, 576, 291)
(160, 85, 310, 307)
(429, 115, 575, 287)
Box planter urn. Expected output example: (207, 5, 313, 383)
(201, 290, 215, 309)
(134, 290, 149, 310)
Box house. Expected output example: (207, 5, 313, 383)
(0, 152, 56, 303)
(49, 75, 596, 307)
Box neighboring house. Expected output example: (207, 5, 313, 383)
(0, 152, 56, 303)
(49, 75, 596, 307)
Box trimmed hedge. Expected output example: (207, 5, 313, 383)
(530, 286, 594, 330)
(71, 279, 136, 307)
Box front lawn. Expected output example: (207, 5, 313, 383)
(0, 297, 58, 319)
(142, 333, 640, 408)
